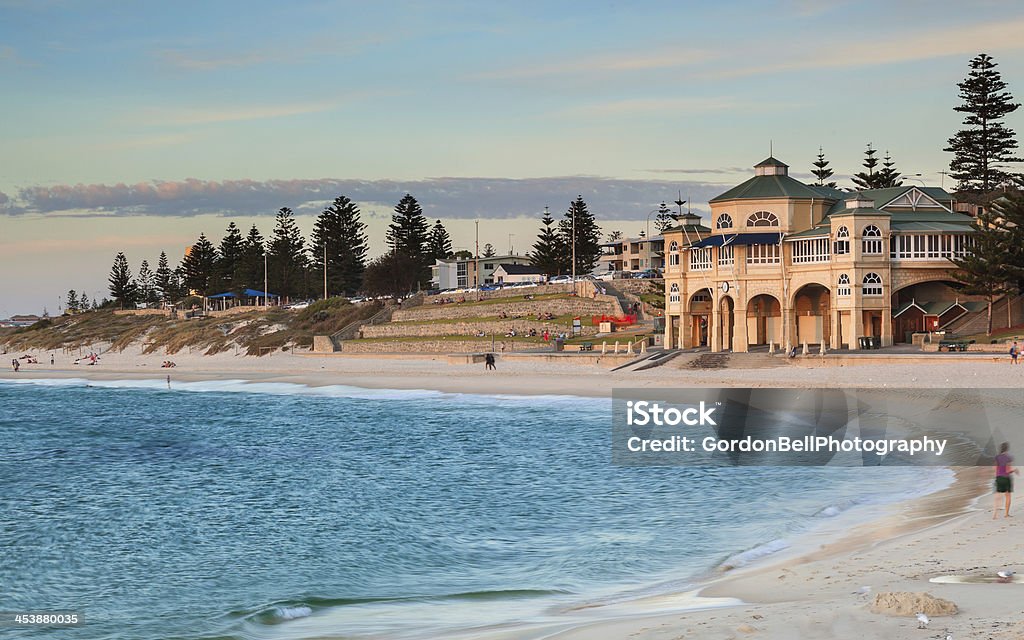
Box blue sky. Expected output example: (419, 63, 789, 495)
(2, 0, 1024, 314)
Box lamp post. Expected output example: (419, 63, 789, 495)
(903, 173, 926, 187)
(323, 242, 328, 301)
(571, 203, 576, 291)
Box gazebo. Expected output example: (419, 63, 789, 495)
(208, 288, 280, 310)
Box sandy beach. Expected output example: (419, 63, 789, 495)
(2, 347, 1022, 639)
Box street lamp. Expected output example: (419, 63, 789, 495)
(903, 173, 926, 187)
(644, 204, 666, 271)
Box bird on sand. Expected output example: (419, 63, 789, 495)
(916, 612, 930, 629)
(996, 569, 1015, 583)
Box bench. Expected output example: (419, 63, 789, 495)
(938, 340, 971, 352)
(581, 342, 594, 352)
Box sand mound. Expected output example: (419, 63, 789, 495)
(870, 591, 957, 617)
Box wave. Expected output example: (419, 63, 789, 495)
(0, 376, 608, 408)
(233, 588, 570, 626)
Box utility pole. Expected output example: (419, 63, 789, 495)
(323, 242, 328, 300)
(264, 252, 269, 308)
(475, 220, 481, 300)
(571, 201, 577, 293)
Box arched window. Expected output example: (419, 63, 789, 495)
(837, 274, 851, 296)
(834, 226, 850, 255)
(862, 225, 883, 255)
(669, 241, 680, 266)
(715, 213, 733, 229)
(747, 211, 779, 227)
(862, 272, 883, 296)
(669, 282, 680, 303)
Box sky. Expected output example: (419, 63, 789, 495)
(2, 0, 1024, 315)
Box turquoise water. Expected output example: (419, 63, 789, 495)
(0, 379, 948, 640)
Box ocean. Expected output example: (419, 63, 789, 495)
(0, 378, 951, 639)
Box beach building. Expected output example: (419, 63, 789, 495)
(663, 157, 985, 351)
(596, 235, 665, 275)
(2, 314, 43, 327)
(431, 254, 532, 289)
(492, 263, 545, 284)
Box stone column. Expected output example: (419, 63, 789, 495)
(711, 307, 721, 352)
(851, 305, 864, 350)
(830, 307, 841, 349)
(881, 304, 893, 347)
(681, 312, 691, 349)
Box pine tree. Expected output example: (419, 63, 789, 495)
(989, 187, 1024, 291)
(426, 219, 454, 262)
(216, 221, 245, 294)
(950, 208, 1014, 335)
(80, 293, 91, 310)
(108, 252, 138, 309)
(875, 151, 904, 189)
(65, 289, 79, 313)
(311, 195, 369, 297)
(557, 195, 603, 275)
(945, 53, 1022, 192)
(811, 147, 838, 188)
(268, 207, 309, 300)
(531, 208, 566, 276)
(654, 201, 675, 234)
(155, 251, 173, 302)
(482, 243, 496, 258)
(239, 224, 267, 292)
(851, 143, 882, 190)
(138, 259, 158, 305)
(386, 194, 430, 290)
(181, 233, 218, 297)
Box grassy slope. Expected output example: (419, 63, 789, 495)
(0, 298, 382, 357)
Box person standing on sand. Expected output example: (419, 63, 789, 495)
(994, 442, 1018, 519)
(484, 353, 496, 371)
(1011, 342, 1020, 365)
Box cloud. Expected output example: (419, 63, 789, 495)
(155, 33, 383, 71)
(717, 17, 1024, 78)
(4, 176, 729, 220)
(93, 133, 195, 151)
(0, 45, 36, 67)
(560, 96, 738, 117)
(642, 167, 750, 175)
(471, 46, 711, 80)
(140, 100, 342, 126)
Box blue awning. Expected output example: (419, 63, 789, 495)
(209, 288, 279, 299)
(690, 232, 783, 248)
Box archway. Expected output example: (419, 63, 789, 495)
(793, 284, 831, 346)
(689, 288, 713, 347)
(891, 279, 986, 342)
(746, 294, 781, 347)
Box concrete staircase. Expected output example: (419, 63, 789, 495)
(943, 295, 1019, 336)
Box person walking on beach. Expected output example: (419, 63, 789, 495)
(994, 442, 1018, 519)
(484, 353, 496, 371)
(1011, 342, 1020, 365)
(11, 358, 19, 372)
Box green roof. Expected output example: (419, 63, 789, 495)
(829, 206, 891, 216)
(755, 156, 789, 167)
(892, 220, 976, 233)
(710, 174, 832, 203)
(785, 226, 830, 239)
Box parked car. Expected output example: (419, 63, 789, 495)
(548, 275, 573, 284)
(594, 271, 623, 281)
(634, 270, 661, 279)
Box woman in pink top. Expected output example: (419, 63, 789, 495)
(994, 442, 1018, 519)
